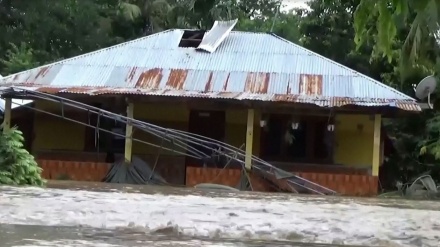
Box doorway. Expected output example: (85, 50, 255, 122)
(259, 114, 333, 164)
(185, 110, 226, 168)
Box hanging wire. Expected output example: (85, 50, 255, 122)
(149, 129, 167, 182)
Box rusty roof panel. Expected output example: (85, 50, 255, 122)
(245, 72, 270, 93)
(299, 74, 323, 95)
(135, 68, 164, 89)
(0, 29, 419, 111)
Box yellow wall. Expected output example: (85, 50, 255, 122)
(32, 100, 86, 151)
(132, 104, 261, 156)
(225, 109, 261, 156)
(334, 114, 374, 168)
(132, 103, 189, 155)
(32, 100, 261, 157)
(33, 98, 374, 168)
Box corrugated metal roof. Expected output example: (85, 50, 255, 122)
(0, 29, 420, 111)
(197, 19, 238, 53)
(0, 74, 34, 111)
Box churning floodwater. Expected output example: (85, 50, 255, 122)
(0, 182, 439, 247)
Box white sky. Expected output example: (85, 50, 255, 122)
(281, 0, 310, 11)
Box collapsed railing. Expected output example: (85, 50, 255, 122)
(1, 87, 337, 195)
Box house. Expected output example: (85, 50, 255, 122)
(0, 24, 421, 196)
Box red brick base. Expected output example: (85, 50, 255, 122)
(38, 160, 110, 181)
(185, 167, 378, 196)
(37, 160, 378, 196)
(296, 172, 378, 196)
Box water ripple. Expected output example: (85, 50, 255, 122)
(0, 184, 440, 247)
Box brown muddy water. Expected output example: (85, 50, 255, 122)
(1, 181, 439, 247)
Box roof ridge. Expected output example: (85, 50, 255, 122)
(268, 33, 416, 102)
(0, 29, 175, 80)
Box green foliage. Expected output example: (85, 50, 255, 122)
(354, 0, 440, 79)
(0, 43, 39, 75)
(0, 0, 121, 74)
(117, 0, 282, 34)
(237, 9, 302, 43)
(353, 0, 440, 177)
(0, 127, 45, 186)
(300, 0, 360, 65)
(419, 110, 440, 159)
(0, 0, 284, 73)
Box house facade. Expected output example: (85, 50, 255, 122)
(0, 28, 421, 196)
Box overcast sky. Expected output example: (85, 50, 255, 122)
(281, 0, 309, 11)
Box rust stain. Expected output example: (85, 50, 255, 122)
(245, 72, 269, 93)
(93, 89, 115, 95)
(222, 73, 230, 91)
(204, 72, 213, 92)
(11, 82, 420, 112)
(332, 97, 354, 107)
(35, 87, 64, 94)
(126, 67, 139, 82)
(67, 87, 99, 93)
(218, 91, 239, 98)
(24, 73, 34, 84)
(35, 67, 51, 80)
(298, 74, 323, 95)
(273, 94, 298, 102)
(135, 68, 163, 89)
(286, 76, 293, 94)
(166, 69, 187, 90)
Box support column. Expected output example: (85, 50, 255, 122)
(245, 109, 254, 170)
(124, 101, 134, 164)
(372, 114, 381, 176)
(2, 98, 12, 132)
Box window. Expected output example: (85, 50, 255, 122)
(260, 114, 334, 164)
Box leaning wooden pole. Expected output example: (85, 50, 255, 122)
(2, 98, 12, 132)
(245, 109, 254, 170)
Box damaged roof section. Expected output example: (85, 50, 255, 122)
(197, 19, 238, 53)
(0, 27, 421, 112)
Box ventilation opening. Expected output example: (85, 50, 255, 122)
(178, 30, 206, 48)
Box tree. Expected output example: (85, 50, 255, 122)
(0, 127, 45, 186)
(0, 0, 121, 74)
(300, 0, 368, 70)
(0, 43, 39, 75)
(119, 0, 283, 33)
(353, 0, 440, 78)
(299, 0, 388, 79)
(237, 9, 302, 43)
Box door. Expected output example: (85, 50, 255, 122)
(185, 110, 226, 167)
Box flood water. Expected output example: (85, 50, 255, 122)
(1, 181, 439, 247)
